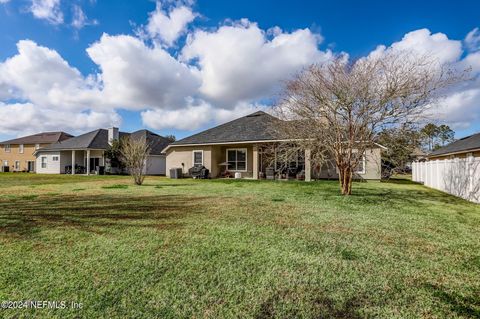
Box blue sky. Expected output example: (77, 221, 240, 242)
(0, 0, 479, 142)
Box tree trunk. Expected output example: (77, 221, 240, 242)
(339, 166, 353, 195)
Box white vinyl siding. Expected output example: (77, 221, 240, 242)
(36, 152, 62, 174)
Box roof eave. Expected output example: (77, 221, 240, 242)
(428, 147, 480, 158)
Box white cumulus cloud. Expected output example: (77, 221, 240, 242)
(145, 1, 197, 47)
(71, 5, 98, 30)
(0, 102, 121, 135)
(369, 28, 463, 64)
(0, 40, 101, 110)
(465, 27, 480, 52)
(29, 0, 64, 25)
(86, 33, 201, 110)
(141, 100, 263, 130)
(181, 19, 332, 107)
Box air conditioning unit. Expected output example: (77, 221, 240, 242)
(169, 168, 183, 179)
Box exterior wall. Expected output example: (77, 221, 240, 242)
(0, 143, 50, 172)
(413, 153, 479, 203)
(166, 144, 382, 180)
(36, 151, 62, 174)
(429, 149, 480, 161)
(59, 151, 72, 173)
(166, 146, 213, 176)
(84, 150, 105, 167)
(315, 148, 382, 180)
(217, 144, 254, 178)
(36, 150, 105, 174)
(166, 144, 254, 178)
(363, 148, 382, 180)
(146, 155, 166, 175)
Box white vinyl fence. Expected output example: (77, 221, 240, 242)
(412, 155, 480, 203)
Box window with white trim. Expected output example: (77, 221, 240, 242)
(14, 161, 20, 171)
(355, 153, 366, 174)
(41, 157, 47, 169)
(19, 144, 24, 154)
(35, 144, 40, 150)
(227, 149, 247, 171)
(4, 144, 10, 153)
(193, 150, 203, 166)
(52, 156, 59, 162)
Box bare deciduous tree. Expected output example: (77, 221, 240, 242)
(120, 136, 151, 185)
(275, 51, 467, 195)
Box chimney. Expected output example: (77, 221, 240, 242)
(108, 127, 119, 145)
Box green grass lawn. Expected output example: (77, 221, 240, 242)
(0, 174, 479, 318)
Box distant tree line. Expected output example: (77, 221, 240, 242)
(377, 123, 456, 177)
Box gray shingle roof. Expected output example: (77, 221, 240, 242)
(429, 132, 480, 156)
(39, 129, 170, 155)
(129, 130, 171, 155)
(0, 132, 73, 145)
(170, 111, 286, 146)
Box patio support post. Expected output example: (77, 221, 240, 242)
(253, 144, 259, 180)
(71, 150, 75, 175)
(305, 148, 311, 182)
(86, 150, 91, 176)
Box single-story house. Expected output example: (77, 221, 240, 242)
(0, 132, 73, 172)
(35, 128, 170, 175)
(164, 111, 383, 181)
(428, 132, 480, 160)
(412, 132, 480, 203)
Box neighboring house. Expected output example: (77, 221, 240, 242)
(428, 133, 480, 160)
(35, 128, 170, 175)
(412, 132, 480, 203)
(0, 132, 73, 173)
(164, 111, 383, 181)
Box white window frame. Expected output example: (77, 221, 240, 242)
(19, 144, 24, 154)
(226, 148, 248, 172)
(52, 156, 59, 162)
(14, 160, 20, 171)
(192, 150, 204, 166)
(35, 144, 40, 150)
(5, 144, 10, 153)
(3, 160, 8, 167)
(41, 157, 47, 169)
(355, 153, 366, 174)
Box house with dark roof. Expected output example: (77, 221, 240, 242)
(163, 111, 383, 180)
(412, 132, 480, 203)
(428, 132, 480, 159)
(0, 132, 73, 172)
(35, 128, 170, 175)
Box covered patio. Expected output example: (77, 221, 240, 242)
(66, 149, 106, 175)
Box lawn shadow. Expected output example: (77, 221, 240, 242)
(0, 194, 211, 238)
(425, 283, 480, 318)
(256, 288, 365, 318)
